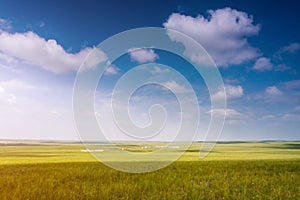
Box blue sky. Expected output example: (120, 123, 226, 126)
(0, 0, 299, 141)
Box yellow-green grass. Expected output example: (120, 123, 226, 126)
(1, 141, 300, 164)
(0, 141, 299, 199)
(0, 160, 299, 199)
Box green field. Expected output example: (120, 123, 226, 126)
(0, 141, 299, 199)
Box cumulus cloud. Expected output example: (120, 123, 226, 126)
(252, 57, 273, 71)
(226, 85, 244, 98)
(104, 65, 119, 75)
(0, 30, 107, 74)
(212, 84, 244, 100)
(128, 48, 159, 64)
(265, 86, 282, 96)
(163, 7, 260, 67)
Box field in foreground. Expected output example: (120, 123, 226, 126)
(0, 141, 299, 199)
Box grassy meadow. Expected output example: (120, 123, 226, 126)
(0, 141, 299, 199)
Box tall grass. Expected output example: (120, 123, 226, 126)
(0, 160, 299, 199)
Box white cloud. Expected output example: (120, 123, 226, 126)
(48, 110, 60, 116)
(39, 22, 45, 28)
(136, 65, 170, 74)
(0, 51, 18, 64)
(163, 80, 187, 93)
(209, 108, 245, 125)
(265, 86, 283, 96)
(0, 30, 107, 74)
(284, 80, 300, 89)
(0, 79, 36, 106)
(226, 85, 244, 98)
(163, 7, 260, 67)
(128, 48, 159, 64)
(275, 64, 290, 72)
(252, 57, 273, 71)
(282, 114, 300, 122)
(104, 65, 119, 75)
(279, 43, 300, 54)
(0, 18, 12, 31)
(0, 86, 16, 105)
(295, 106, 300, 112)
(260, 115, 275, 120)
(212, 84, 243, 100)
(0, 79, 36, 90)
(209, 108, 241, 117)
(224, 78, 240, 84)
(274, 43, 300, 60)
(150, 66, 170, 74)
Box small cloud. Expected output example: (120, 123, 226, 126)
(294, 106, 300, 112)
(48, 110, 60, 115)
(225, 85, 244, 99)
(212, 84, 243, 100)
(209, 108, 238, 116)
(104, 65, 119, 75)
(163, 80, 187, 93)
(39, 22, 45, 28)
(0, 18, 12, 31)
(274, 43, 300, 60)
(224, 78, 240, 84)
(279, 43, 300, 54)
(209, 108, 245, 125)
(282, 113, 300, 122)
(265, 86, 282, 96)
(209, 108, 241, 118)
(226, 109, 241, 117)
(128, 48, 159, 64)
(0, 79, 37, 90)
(284, 80, 300, 89)
(252, 57, 273, 71)
(275, 64, 290, 72)
(260, 114, 275, 120)
(150, 66, 170, 74)
(0, 86, 16, 105)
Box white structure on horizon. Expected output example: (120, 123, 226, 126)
(80, 149, 104, 152)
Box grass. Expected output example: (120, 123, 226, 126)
(0, 141, 299, 199)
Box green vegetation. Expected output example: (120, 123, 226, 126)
(0, 141, 299, 199)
